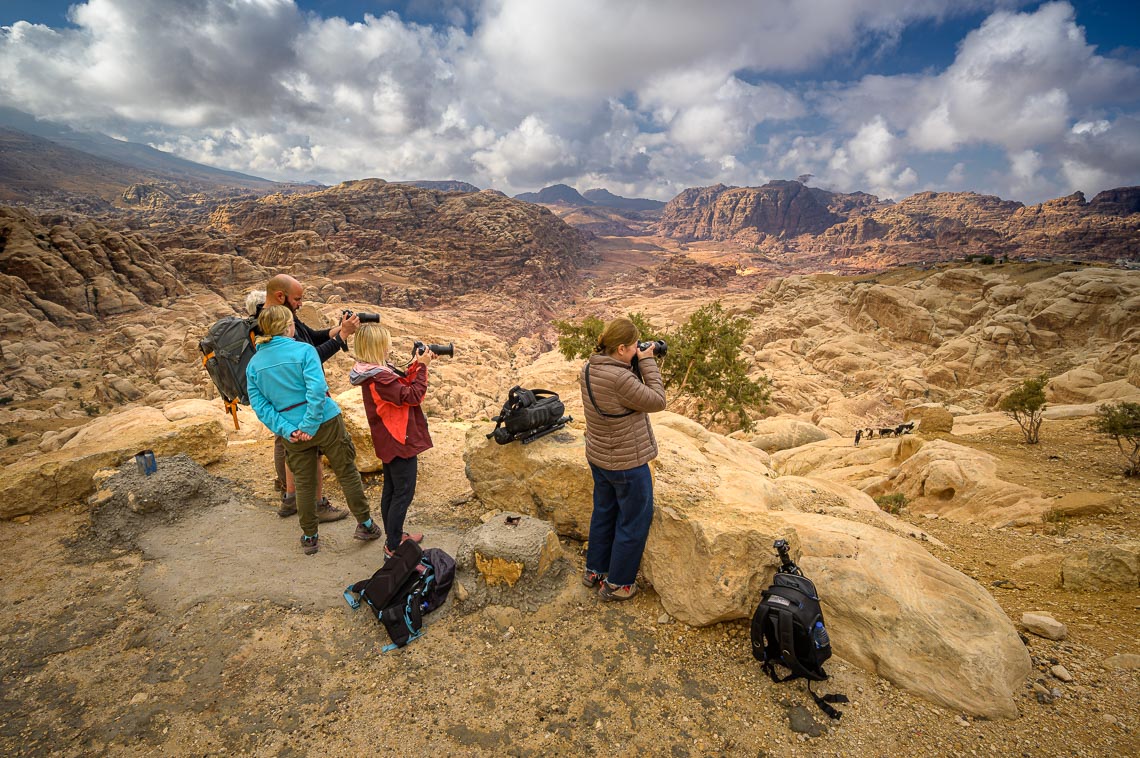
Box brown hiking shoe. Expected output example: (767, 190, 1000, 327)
(316, 497, 348, 523)
(354, 520, 383, 541)
(300, 534, 319, 555)
(582, 569, 606, 589)
(277, 493, 297, 518)
(599, 581, 639, 602)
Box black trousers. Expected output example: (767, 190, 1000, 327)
(381, 455, 417, 551)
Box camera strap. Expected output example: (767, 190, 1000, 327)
(584, 364, 635, 419)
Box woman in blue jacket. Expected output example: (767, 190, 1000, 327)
(245, 305, 382, 555)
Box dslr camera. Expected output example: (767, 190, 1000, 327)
(413, 340, 455, 357)
(342, 309, 380, 323)
(638, 339, 668, 358)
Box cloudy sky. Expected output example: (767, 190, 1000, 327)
(2, 1, 1138, 203)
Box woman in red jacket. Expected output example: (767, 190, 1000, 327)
(349, 324, 435, 556)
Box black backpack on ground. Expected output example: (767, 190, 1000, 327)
(198, 314, 259, 429)
(486, 385, 571, 445)
(751, 540, 848, 719)
(343, 541, 455, 652)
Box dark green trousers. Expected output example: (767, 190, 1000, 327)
(283, 414, 370, 536)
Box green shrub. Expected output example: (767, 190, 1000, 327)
(1091, 401, 1140, 476)
(874, 493, 908, 514)
(555, 302, 771, 432)
(998, 374, 1047, 444)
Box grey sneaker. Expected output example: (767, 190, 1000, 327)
(354, 520, 383, 541)
(278, 492, 297, 517)
(316, 497, 348, 523)
(300, 534, 319, 555)
(599, 581, 639, 602)
(582, 569, 606, 589)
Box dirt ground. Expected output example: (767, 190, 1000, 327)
(1, 412, 1138, 757)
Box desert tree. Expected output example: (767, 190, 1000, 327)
(998, 374, 1048, 444)
(555, 302, 770, 431)
(1091, 401, 1140, 476)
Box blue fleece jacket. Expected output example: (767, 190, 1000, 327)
(246, 336, 340, 438)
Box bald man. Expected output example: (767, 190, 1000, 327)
(259, 275, 362, 521)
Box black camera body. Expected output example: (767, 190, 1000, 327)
(413, 340, 454, 357)
(638, 339, 667, 357)
(342, 309, 380, 323)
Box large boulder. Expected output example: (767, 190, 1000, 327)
(464, 411, 1030, 717)
(1060, 543, 1140, 590)
(747, 417, 831, 453)
(904, 404, 954, 433)
(463, 425, 593, 538)
(1, 407, 228, 519)
(886, 440, 1053, 527)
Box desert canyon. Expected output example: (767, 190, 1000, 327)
(1, 127, 1138, 757)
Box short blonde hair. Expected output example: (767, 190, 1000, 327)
(255, 305, 293, 345)
(596, 317, 639, 355)
(355, 323, 391, 364)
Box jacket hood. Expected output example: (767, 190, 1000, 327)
(349, 361, 390, 385)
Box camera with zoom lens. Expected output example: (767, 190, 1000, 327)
(342, 309, 380, 323)
(638, 339, 667, 357)
(413, 340, 455, 357)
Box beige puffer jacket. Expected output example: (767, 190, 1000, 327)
(580, 353, 666, 470)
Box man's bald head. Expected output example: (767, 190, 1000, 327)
(265, 275, 303, 313)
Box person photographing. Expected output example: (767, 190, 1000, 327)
(579, 317, 666, 601)
(245, 305, 383, 554)
(349, 324, 434, 557)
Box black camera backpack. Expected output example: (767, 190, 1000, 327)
(198, 314, 259, 429)
(343, 542, 455, 652)
(751, 562, 848, 718)
(486, 386, 570, 444)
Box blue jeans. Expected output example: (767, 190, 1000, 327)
(585, 462, 654, 586)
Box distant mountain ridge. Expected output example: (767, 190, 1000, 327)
(582, 188, 665, 211)
(657, 179, 1140, 263)
(0, 107, 275, 191)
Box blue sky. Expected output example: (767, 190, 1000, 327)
(2, 1, 1139, 202)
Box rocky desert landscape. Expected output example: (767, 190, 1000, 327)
(1, 166, 1139, 757)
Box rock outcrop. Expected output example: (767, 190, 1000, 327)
(463, 413, 1030, 718)
(0, 406, 227, 518)
(657, 180, 1139, 265)
(207, 179, 595, 310)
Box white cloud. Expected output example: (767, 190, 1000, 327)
(0, 0, 1136, 201)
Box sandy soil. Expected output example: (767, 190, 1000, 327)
(1, 413, 1137, 757)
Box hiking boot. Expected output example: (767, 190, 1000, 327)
(316, 497, 348, 523)
(599, 581, 639, 602)
(401, 532, 424, 544)
(278, 492, 297, 517)
(582, 569, 606, 589)
(300, 534, 319, 555)
(354, 520, 383, 542)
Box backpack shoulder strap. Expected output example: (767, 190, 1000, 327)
(584, 364, 634, 419)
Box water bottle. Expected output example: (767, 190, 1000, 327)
(812, 620, 830, 649)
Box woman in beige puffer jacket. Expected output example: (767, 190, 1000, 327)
(579, 317, 666, 601)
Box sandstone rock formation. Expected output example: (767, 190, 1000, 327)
(0, 406, 227, 518)
(1060, 543, 1140, 590)
(656, 180, 1139, 265)
(0, 206, 188, 331)
(207, 179, 595, 311)
(463, 413, 1030, 717)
